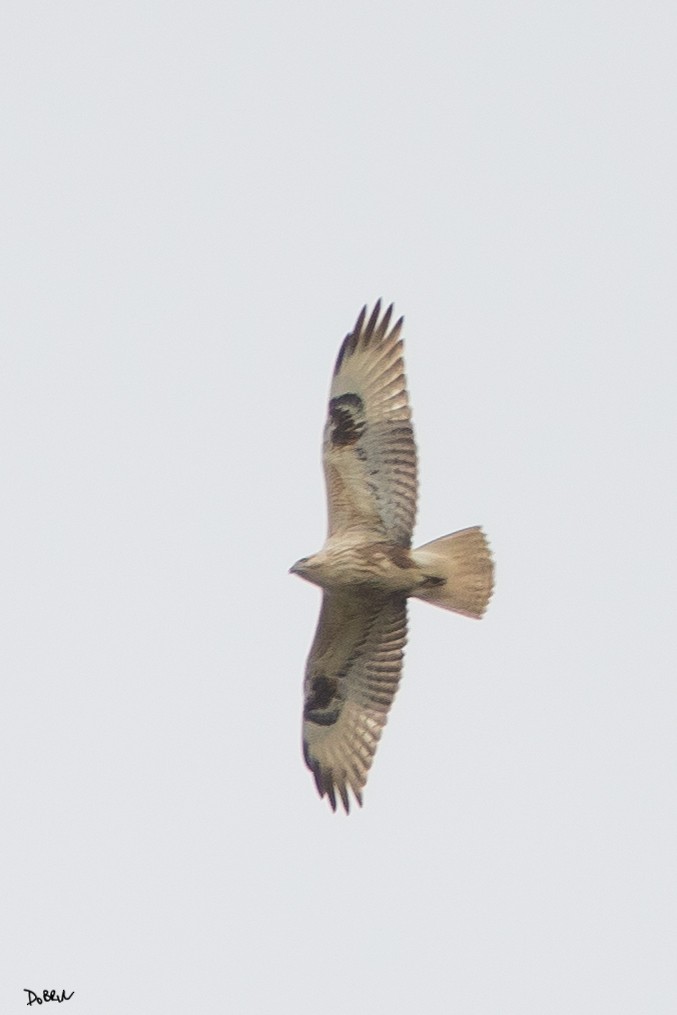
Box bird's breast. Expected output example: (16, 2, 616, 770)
(317, 540, 420, 593)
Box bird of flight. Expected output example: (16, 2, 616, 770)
(290, 302, 494, 812)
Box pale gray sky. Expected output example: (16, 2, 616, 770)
(2, 2, 676, 1012)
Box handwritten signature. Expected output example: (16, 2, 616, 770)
(24, 989, 74, 1006)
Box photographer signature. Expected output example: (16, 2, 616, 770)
(24, 989, 74, 1006)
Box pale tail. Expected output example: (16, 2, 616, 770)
(411, 527, 494, 618)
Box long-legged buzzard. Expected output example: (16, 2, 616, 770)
(290, 302, 494, 812)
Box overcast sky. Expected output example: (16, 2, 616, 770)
(2, 2, 676, 1013)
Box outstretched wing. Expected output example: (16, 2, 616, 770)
(302, 590, 408, 813)
(323, 301, 418, 548)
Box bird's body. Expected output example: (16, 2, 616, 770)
(291, 302, 494, 812)
(291, 538, 422, 593)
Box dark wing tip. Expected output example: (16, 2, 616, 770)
(338, 783, 350, 814)
(372, 303, 393, 344)
(363, 300, 382, 344)
(304, 747, 357, 814)
(334, 301, 402, 375)
(304, 742, 339, 813)
(334, 303, 366, 375)
(326, 783, 337, 812)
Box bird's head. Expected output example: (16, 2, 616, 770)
(289, 554, 322, 584)
(290, 556, 311, 577)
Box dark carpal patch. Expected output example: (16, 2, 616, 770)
(304, 673, 341, 726)
(306, 674, 337, 710)
(306, 707, 341, 727)
(329, 393, 365, 446)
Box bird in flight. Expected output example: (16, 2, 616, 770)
(290, 302, 493, 812)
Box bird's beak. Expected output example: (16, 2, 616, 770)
(290, 558, 310, 577)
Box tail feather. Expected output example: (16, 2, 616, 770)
(411, 527, 494, 618)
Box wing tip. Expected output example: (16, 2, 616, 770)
(330, 777, 364, 815)
(333, 300, 404, 376)
(303, 742, 365, 815)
